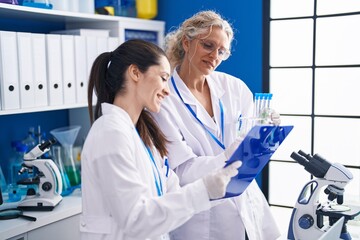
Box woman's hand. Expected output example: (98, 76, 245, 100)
(202, 161, 242, 200)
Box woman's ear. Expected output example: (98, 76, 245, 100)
(182, 36, 190, 53)
(128, 64, 141, 82)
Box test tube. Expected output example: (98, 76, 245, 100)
(254, 93, 260, 118)
(260, 93, 265, 117)
(267, 93, 273, 108)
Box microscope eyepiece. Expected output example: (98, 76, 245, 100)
(39, 138, 57, 151)
(291, 150, 331, 178)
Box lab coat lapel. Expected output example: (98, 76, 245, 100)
(207, 75, 226, 131)
(172, 72, 217, 131)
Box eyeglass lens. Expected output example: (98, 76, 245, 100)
(198, 39, 230, 60)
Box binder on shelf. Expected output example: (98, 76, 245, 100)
(108, 37, 119, 51)
(61, 35, 76, 105)
(97, 36, 108, 55)
(32, 33, 49, 107)
(0, 31, 20, 110)
(86, 36, 98, 105)
(74, 35, 87, 104)
(17, 32, 36, 108)
(46, 34, 64, 106)
(223, 125, 293, 199)
(85, 36, 98, 77)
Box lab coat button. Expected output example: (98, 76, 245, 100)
(81, 222, 86, 227)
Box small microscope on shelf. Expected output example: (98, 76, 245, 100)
(288, 150, 360, 240)
(16, 139, 63, 211)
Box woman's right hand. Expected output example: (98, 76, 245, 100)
(224, 137, 244, 159)
(202, 161, 242, 200)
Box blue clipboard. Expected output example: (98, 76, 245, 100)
(223, 125, 293, 199)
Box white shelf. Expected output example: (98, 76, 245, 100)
(0, 3, 164, 27)
(0, 2, 112, 22)
(0, 104, 88, 116)
(0, 3, 164, 116)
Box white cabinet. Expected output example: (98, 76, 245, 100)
(27, 214, 80, 240)
(8, 214, 80, 240)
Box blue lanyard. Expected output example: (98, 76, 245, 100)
(136, 131, 163, 196)
(171, 76, 225, 150)
(145, 147, 163, 196)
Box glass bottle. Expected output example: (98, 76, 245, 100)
(10, 143, 28, 185)
(112, 0, 137, 17)
(7, 143, 28, 201)
(22, 127, 37, 151)
(0, 165, 6, 193)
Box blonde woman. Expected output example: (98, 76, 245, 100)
(152, 11, 281, 240)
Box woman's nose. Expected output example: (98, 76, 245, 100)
(163, 82, 170, 96)
(209, 48, 220, 61)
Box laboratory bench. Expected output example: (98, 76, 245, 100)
(0, 191, 81, 240)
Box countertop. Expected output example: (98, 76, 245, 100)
(0, 190, 358, 239)
(277, 219, 360, 240)
(0, 190, 81, 239)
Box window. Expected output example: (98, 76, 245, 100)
(264, 0, 360, 236)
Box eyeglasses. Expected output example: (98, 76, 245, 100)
(197, 39, 231, 61)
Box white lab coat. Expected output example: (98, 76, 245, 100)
(152, 70, 281, 240)
(80, 103, 211, 240)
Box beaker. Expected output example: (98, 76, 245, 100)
(51, 145, 72, 195)
(50, 126, 81, 187)
(237, 117, 258, 139)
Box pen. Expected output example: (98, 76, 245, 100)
(164, 157, 169, 177)
(238, 114, 242, 131)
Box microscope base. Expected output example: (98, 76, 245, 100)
(17, 195, 62, 211)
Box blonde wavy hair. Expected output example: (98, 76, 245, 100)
(164, 10, 234, 70)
